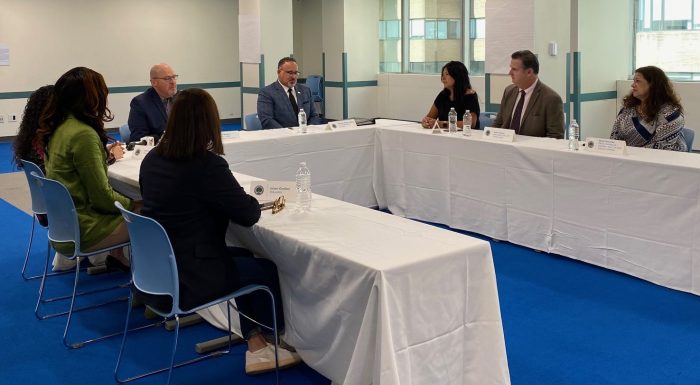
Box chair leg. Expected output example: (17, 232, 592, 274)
(114, 295, 135, 383)
(20, 215, 37, 280)
(165, 316, 181, 385)
(34, 245, 53, 319)
(62, 259, 131, 349)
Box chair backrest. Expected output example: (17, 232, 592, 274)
(480, 111, 497, 129)
(681, 127, 694, 152)
(115, 202, 179, 316)
(30, 173, 81, 255)
(20, 160, 46, 215)
(305, 75, 323, 102)
(244, 113, 262, 131)
(119, 124, 131, 143)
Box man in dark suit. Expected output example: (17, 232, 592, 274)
(257, 57, 322, 129)
(127, 63, 178, 142)
(493, 50, 564, 139)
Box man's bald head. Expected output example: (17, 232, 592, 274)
(149, 63, 178, 98)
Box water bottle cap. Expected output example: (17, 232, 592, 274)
(299, 108, 305, 112)
(300, 161, 306, 166)
(450, 107, 455, 111)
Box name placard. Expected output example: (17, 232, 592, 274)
(582, 137, 627, 155)
(328, 119, 357, 130)
(250, 181, 298, 202)
(482, 127, 515, 142)
(132, 145, 154, 159)
(221, 131, 240, 140)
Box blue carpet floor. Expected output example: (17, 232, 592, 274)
(3, 125, 700, 384)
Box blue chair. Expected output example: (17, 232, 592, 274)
(305, 75, 324, 115)
(681, 127, 694, 152)
(30, 173, 130, 348)
(19, 160, 51, 280)
(119, 124, 131, 143)
(114, 201, 280, 385)
(480, 111, 497, 129)
(244, 113, 262, 131)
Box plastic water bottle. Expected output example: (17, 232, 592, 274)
(568, 119, 580, 151)
(295, 161, 311, 211)
(463, 110, 472, 137)
(448, 107, 457, 134)
(298, 108, 307, 134)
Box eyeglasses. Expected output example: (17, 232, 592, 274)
(282, 71, 301, 76)
(152, 75, 179, 82)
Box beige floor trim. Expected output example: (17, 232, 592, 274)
(0, 172, 32, 215)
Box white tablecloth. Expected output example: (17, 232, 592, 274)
(220, 124, 377, 207)
(373, 123, 700, 295)
(108, 159, 510, 385)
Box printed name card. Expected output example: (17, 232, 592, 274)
(582, 137, 627, 155)
(221, 131, 240, 140)
(482, 127, 515, 142)
(132, 145, 154, 159)
(250, 181, 298, 201)
(328, 119, 357, 130)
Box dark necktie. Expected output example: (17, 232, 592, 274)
(163, 97, 172, 115)
(288, 88, 299, 115)
(510, 90, 526, 133)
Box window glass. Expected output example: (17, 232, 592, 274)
(379, 0, 484, 75)
(635, 0, 700, 78)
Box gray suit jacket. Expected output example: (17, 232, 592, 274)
(493, 80, 564, 139)
(257, 82, 321, 129)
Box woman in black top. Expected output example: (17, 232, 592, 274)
(139, 88, 300, 374)
(421, 61, 480, 130)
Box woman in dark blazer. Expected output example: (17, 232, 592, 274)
(139, 88, 300, 374)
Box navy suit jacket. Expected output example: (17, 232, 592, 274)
(257, 82, 321, 129)
(128, 87, 167, 142)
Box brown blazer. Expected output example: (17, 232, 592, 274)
(493, 80, 564, 139)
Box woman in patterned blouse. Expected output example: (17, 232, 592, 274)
(610, 66, 687, 151)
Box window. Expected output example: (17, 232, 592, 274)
(379, 0, 485, 75)
(380, 1, 402, 73)
(635, 0, 700, 80)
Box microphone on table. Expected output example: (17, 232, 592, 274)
(126, 135, 158, 151)
(126, 140, 148, 151)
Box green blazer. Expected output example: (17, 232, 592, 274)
(45, 116, 133, 254)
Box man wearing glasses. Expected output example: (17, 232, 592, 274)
(257, 57, 322, 129)
(128, 63, 179, 142)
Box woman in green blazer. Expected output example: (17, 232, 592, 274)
(38, 67, 136, 267)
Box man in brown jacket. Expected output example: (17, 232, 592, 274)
(493, 50, 564, 139)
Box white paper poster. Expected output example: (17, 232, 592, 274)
(0, 45, 9, 66)
(239, 15, 261, 63)
(485, 0, 535, 74)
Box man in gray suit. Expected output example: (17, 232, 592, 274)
(257, 57, 322, 129)
(493, 50, 564, 139)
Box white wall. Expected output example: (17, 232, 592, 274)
(293, 0, 323, 76)
(0, 0, 239, 137)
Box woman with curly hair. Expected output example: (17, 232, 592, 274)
(13, 85, 54, 170)
(610, 66, 686, 151)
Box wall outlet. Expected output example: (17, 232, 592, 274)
(8, 113, 17, 122)
(0, 114, 5, 124)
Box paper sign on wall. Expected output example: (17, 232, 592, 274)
(250, 181, 298, 202)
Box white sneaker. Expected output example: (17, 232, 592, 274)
(245, 343, 302, 375)
(52, 252, 77, 272)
